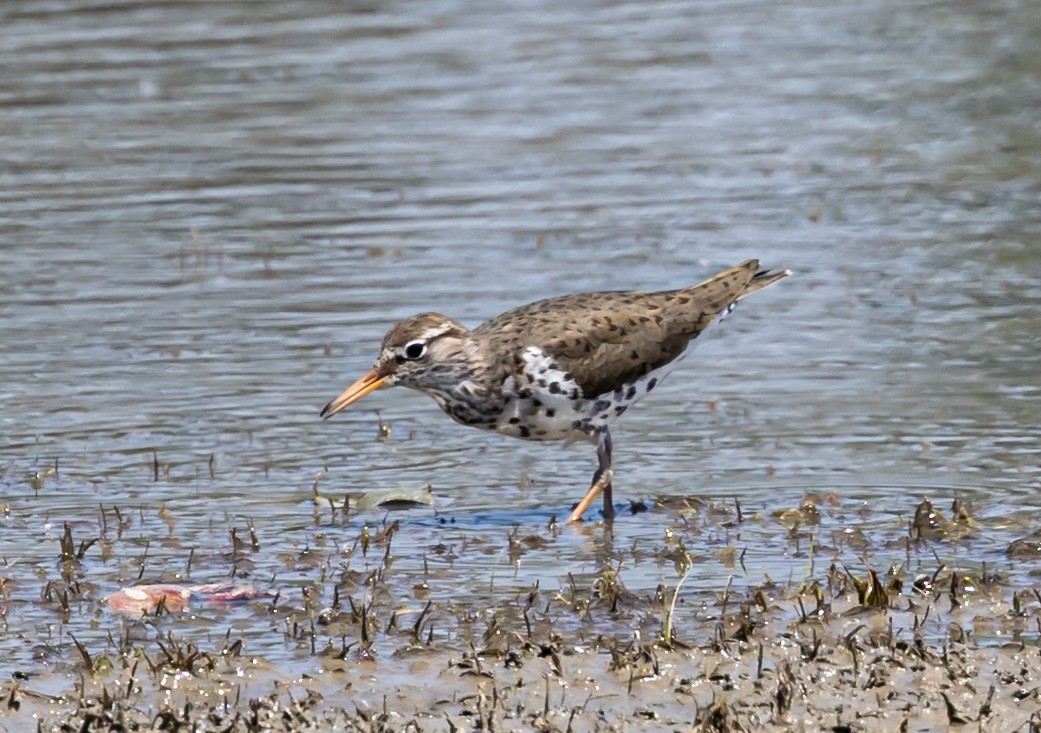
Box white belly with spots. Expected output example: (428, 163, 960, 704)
(495, 345, 681, 442)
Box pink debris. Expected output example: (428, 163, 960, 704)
(105, 583, 274, 616)
(106, 585, 191, 615)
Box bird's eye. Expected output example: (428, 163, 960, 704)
(403, 341, 426, 360)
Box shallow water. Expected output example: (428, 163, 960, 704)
(1, 0, 1040, 686)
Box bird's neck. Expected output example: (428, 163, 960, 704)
(419, 333, 492, 401)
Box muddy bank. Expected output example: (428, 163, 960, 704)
(3, 493, 1041, 732)
(8, 631, 1041, 731)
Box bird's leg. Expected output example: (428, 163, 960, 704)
(598, 430, 614, 518)
(566, 430, 614, 523)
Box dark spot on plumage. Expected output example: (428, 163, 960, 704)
(563, 372, 573, 381)
(571, 420, 582, 429)
(538, 379, 547, 388)
(569, 389, 579, 399)
(531, 398, 542, 408)
(626, 386, 637, 400)
(599, 412, 609, 420)
(593, 399, 610, 412)
(546, 408, 556, 418)
(630, 350, 640, 361)
(508, 417, 520, 424)
(615, 405, 627, 415)
(519, 388, 531, 399)
(647, 377, 658, 391)
(519, 426, 531, 438)
(583, 342, 592, 354)
(548, 382, 561, 394)
(525, 373, 534, 384)
(535, 429, 547, 436)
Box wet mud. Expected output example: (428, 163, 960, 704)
(4, 480, 1041, 732)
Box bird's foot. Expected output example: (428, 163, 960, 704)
(566, 469, 614, 524)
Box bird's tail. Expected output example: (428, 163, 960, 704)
(679, 259, 790, 325)
(685, 259, 791, 301)
(674, 259, 790, 327)
(738, 264, 791, 300)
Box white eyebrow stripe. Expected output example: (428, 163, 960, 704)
(414, 324, 453, 343)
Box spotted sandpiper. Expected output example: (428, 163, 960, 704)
(321, 259, 789, 522)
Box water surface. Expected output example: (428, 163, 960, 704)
(1, 0, 1039, 683)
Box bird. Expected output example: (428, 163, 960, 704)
(320, 259, 789, 523)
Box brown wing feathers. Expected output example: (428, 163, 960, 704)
(476, 260, 779, 401)
(548, 260, 761, 397)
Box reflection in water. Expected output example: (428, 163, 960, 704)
(0, 0, 1039, 674)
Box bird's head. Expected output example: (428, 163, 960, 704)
(320, 313, 472, 418)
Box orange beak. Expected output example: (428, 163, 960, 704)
(320, 369, 387, 419)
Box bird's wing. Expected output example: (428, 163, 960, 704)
(477, 260, 764, 399)
(538, 292, 715, 398)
